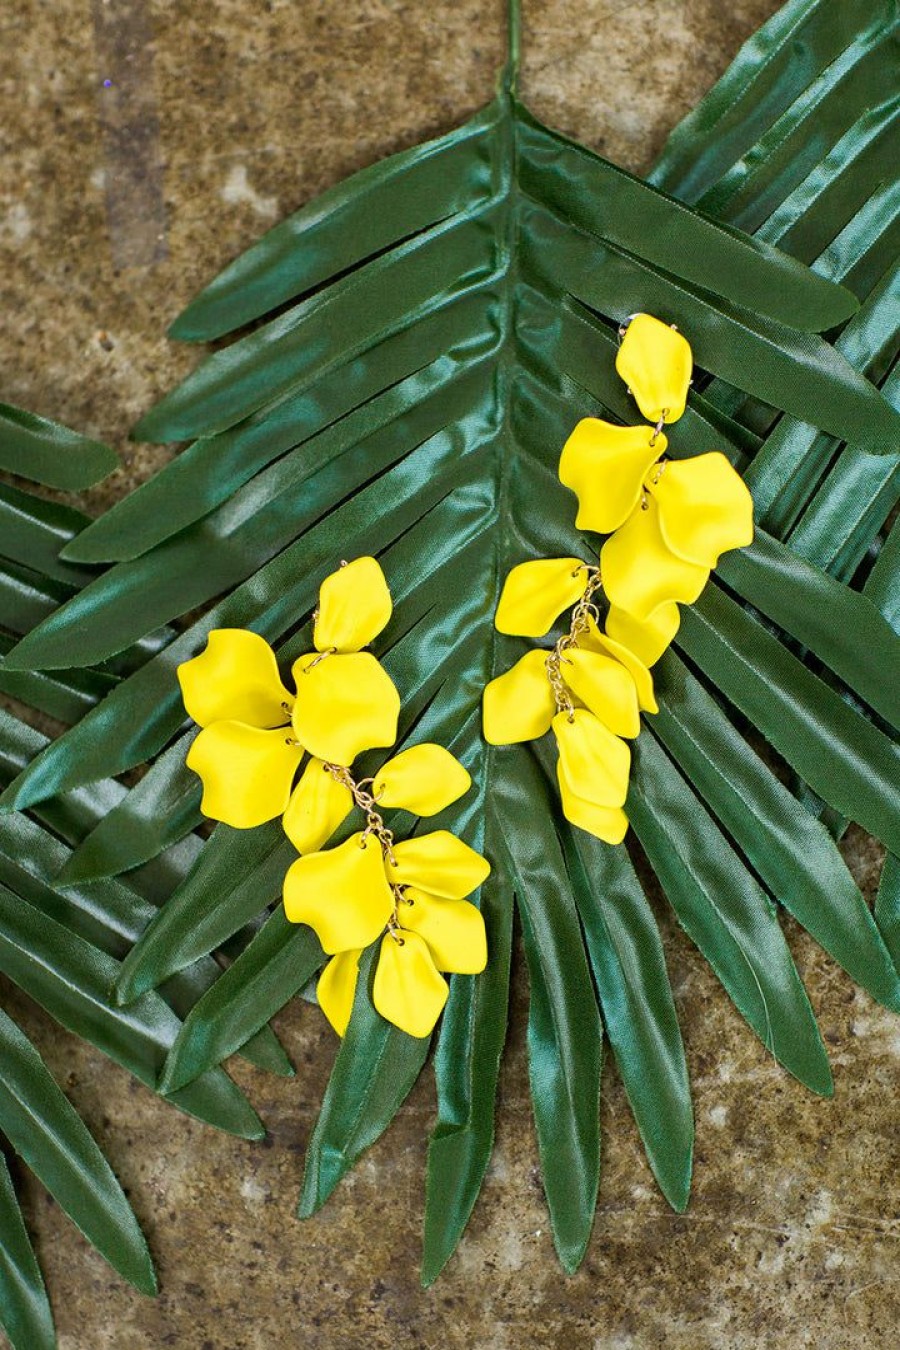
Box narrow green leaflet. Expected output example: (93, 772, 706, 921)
(0, 401, 117, 490)
(0, 1008, 156, 1294)
(0, 1157, 55, 1350)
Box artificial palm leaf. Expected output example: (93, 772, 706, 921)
(2, 0, 899, 1285)
(0, 401, 117, 491)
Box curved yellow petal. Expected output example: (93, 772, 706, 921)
(561, 648, 640, 738)
(399, 889, 487, 974)
(177, 629, 293, 729)
(615, 313, 693, 424)
(283, 758, 354, 853)
(605, 602, 680, 669)
(372, 744, 471, 817)
(373, 930, 448, 1038)
(482, 649, 557, 745)
(582, 617, 658, 714)
(317, 948, 363, 1037)
(291, 651, 400, 766)
(557, 761, 629, 844)
(283, 831, 394, 954)
(558, 419, 663, 534)
(650, 452, 755, 567)
(388, 830, 491, 900)
(313, 556, 393, 654)
(186, 721, 302, 828)
(495, 558, 587, 637)
(600, 496, 709, 622)
(552, 709, 630, 808)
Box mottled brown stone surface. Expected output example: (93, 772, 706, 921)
(2, 3, 899, 1347)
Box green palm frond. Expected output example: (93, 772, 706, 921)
(1, 0, 899, 1288)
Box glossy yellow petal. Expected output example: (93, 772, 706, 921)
(482, 649, 556, 745)
(291, 651, 400, 765)
(186, 721, 302, 828)
(177, 629, 293, 729)
(283, 831, 394, 954)
(605, 602, 680, 668)
(557, 761, 629, 844)
(372, 744, 471, 817)
(388, 830, 491, 900)
(582, 617, 658, 714)
(313, 556, 393, 654)
(558, 419, 663, 534)
(373, 930, 448, 1038)
(615, 313, 692, 424)
(495, 558, 587, 637)
(601, 496, 709, 622)
(561, 648, 640, 738)
(552, 709, 630, 808)
(317, 949, 363, 1037)
(399, 889, 487, 974)
(283, 758, 354, 853)
(650, 452, 755, 567)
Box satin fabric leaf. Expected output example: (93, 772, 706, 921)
(400, 890, 487, 974)
(283, 758, 354, 854)
(583, 618, 658, 714)
(561, 648, 641, 738)
(313, 555, 393, 653)
(605, 602, 680, 668)
(0, 1155, 55, 1350)
(283, 832, 394, 954)
(482, 649, 557, 745)
(494, 558, 587, 637)
(558, 419, 662, 533)
(615, 313, 693, 423)
(373, 930, 449, 1038)
(600, 496, 709, 620)
(372, 743, 471, 816)
(388, 831, 491, 900)
(317, 949, 363, 1037)
(290, 651, 400, 765)
(187, 721, 303, 828)
(650, 452, 755, 567)
(557, 761, 630, 844)
(552, 710, 631, 809)
(177, 628, 293, 728)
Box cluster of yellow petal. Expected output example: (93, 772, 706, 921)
(178, 557, 399, 828)
(483, 313, 754, 847)
(177, 556, 491, 1042)
(286, 822, 489, 1039)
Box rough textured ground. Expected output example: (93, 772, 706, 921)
(2, 3, 899, 1347)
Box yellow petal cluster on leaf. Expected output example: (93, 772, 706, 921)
(615, 313, 693, 424)
(601, 495, 709, 620)
(559, 419, 662, 534)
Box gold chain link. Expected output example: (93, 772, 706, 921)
(322, 762, 409, 942)
(544, 565, 603, 721)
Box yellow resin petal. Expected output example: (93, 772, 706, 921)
(582, 617, 658, 714)
(186, 721, 302, 828)
(650, 453, 755, 567)
(283, 758, 354, 854)
(372, 744, 471, 817)
(317, 949, 363, 1037)
(552, 709, 631, 808)
(615, 313, 693, 424)
(313, 556, 393, 654)
(601, 496, 709, 622)
(291, 651, 400, 765)
(558, 419, 664, 534)
(482, 649, 557, 745)
(373, 930, 449, 1038)
(399, 889, 487, 974)
(557, 761, 629, 844)
(561, 648, 641, 738)
(605, 602, 680, 668)
(388, 830, 491, 900)
(177, 629, 293, 729)
(282, 831, 394, 954)
(495, 558, 587, 637)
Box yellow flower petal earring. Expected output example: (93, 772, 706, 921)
(176, 555, 490, 1042)
(485, 312, 754, 847)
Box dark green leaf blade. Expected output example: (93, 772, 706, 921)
(0, 1155, 55, 1350)
(0, 402, 117, 490)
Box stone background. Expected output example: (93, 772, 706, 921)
(2, 3, 899, 1347)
